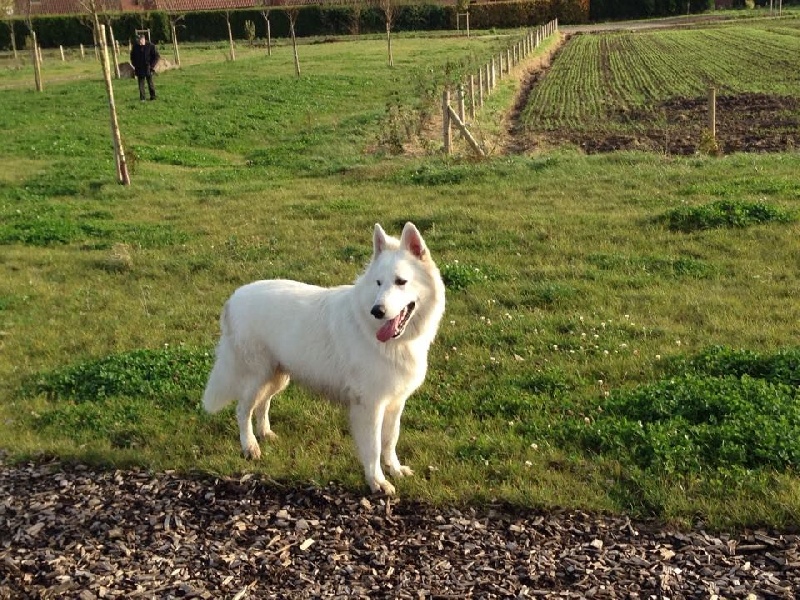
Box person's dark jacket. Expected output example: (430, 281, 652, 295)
(130, 41, 160, 77)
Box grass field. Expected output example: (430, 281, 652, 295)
(520, 18, 800, 153)
(1, 25, 799, 530)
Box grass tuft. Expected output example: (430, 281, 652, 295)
(555, 347, 800, 474)
(660, 199, 794, 233)
(27, 347, 213, 406)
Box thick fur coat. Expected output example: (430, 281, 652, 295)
(202, 222, 445, 494)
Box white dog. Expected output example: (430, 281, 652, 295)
(202, 222, 445, 494)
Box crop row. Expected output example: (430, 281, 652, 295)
(520, 22, 800, 135)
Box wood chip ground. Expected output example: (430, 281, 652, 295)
(1, 456, 798, 599)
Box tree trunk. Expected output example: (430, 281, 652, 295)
(385, 18, 393, 67)
(97, 22, 130, 185)
(9, 21, 18, 60)
(108, 23, 120, 78)
(31, 30, 43, 92)
(261, 12, 271, 56)
(226, 13, 236, 61)
(289, 11, 300, 77)
(171, 21, 181, 67)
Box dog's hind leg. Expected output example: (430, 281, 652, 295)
(350, 400, 394, 495)
(254, 369, 290, 442)
(381, 397, 413, 479)
(237, 388, 260, 460)
(237, 375, 272, 460)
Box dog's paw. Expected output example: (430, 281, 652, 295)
(369, 478, 396, 496)
(257, 430, 279, 442)
(388, 464, 414, 478)
(242, 441, 262, 460)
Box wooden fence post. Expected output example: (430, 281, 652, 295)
(446, 104, 485, 157)
(477, 68, 484, 108)
(457, 84, 466, 124)
(469, 74, 475, 119)
(59, 45, 65, 61)
(708, 86, 716, 141)
(442, 89, 451, 155)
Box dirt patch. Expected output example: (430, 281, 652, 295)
(572, 93, 800, 155)
(496, 36, 567, 155)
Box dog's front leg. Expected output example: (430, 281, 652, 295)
(349, 400, 395, 495)
(382, 397, 413, 479)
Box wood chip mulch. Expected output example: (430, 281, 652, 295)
(1, 456, 798, 599)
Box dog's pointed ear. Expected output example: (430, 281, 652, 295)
(373, 223, 388, 256)
(400, 222, 427, 260)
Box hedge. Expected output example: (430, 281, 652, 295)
(1, 0, 588, 49)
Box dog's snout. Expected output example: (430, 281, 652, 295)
(371, 305, 386, 319)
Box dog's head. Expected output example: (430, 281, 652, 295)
(365, 222, 445, 344)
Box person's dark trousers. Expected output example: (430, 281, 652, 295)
(137, 74, 156, 100)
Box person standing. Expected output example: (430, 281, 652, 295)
(130, 34, 160, 101)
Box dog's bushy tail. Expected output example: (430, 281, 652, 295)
(202, 303, 237, 414)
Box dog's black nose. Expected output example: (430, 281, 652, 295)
(371, 305, 386, 319)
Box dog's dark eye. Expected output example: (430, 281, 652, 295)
(395, 277, 407, 286)
(376, 280, 382, 286)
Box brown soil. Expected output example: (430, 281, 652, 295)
(552, 92, 800, 155)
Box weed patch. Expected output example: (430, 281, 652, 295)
(660, 200, 794, 233)
(556, 347, 800, 474)
(666, 345, 800, 386)
(0, 202, 190, 248)
(440, 261, 488, 291)
(587, 253, 712, 279)
(27, 346, 213, 408)
(132, 145, 229, 168)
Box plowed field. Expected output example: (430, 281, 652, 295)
(518, 22, 800, 154)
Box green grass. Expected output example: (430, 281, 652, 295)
(1, 28, 800, 530)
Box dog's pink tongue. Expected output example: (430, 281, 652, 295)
(376, 317, 400, 343)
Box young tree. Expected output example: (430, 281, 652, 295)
(256, 0, 272, 56)
(1, 0, 18, 60)
(349, 0, 364, 35)
(103, 14, 120, 78)
(223, 9, 235, 61)
(79, 0, 130, 185)
(286, 7, 300, 77)
(378, 0, 394, 67)
(159, 0, 185, 68)
(244, 19, 255, 47)
(21, 0, 43, 90)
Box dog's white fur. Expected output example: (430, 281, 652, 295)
(202, 222, 445, 494)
